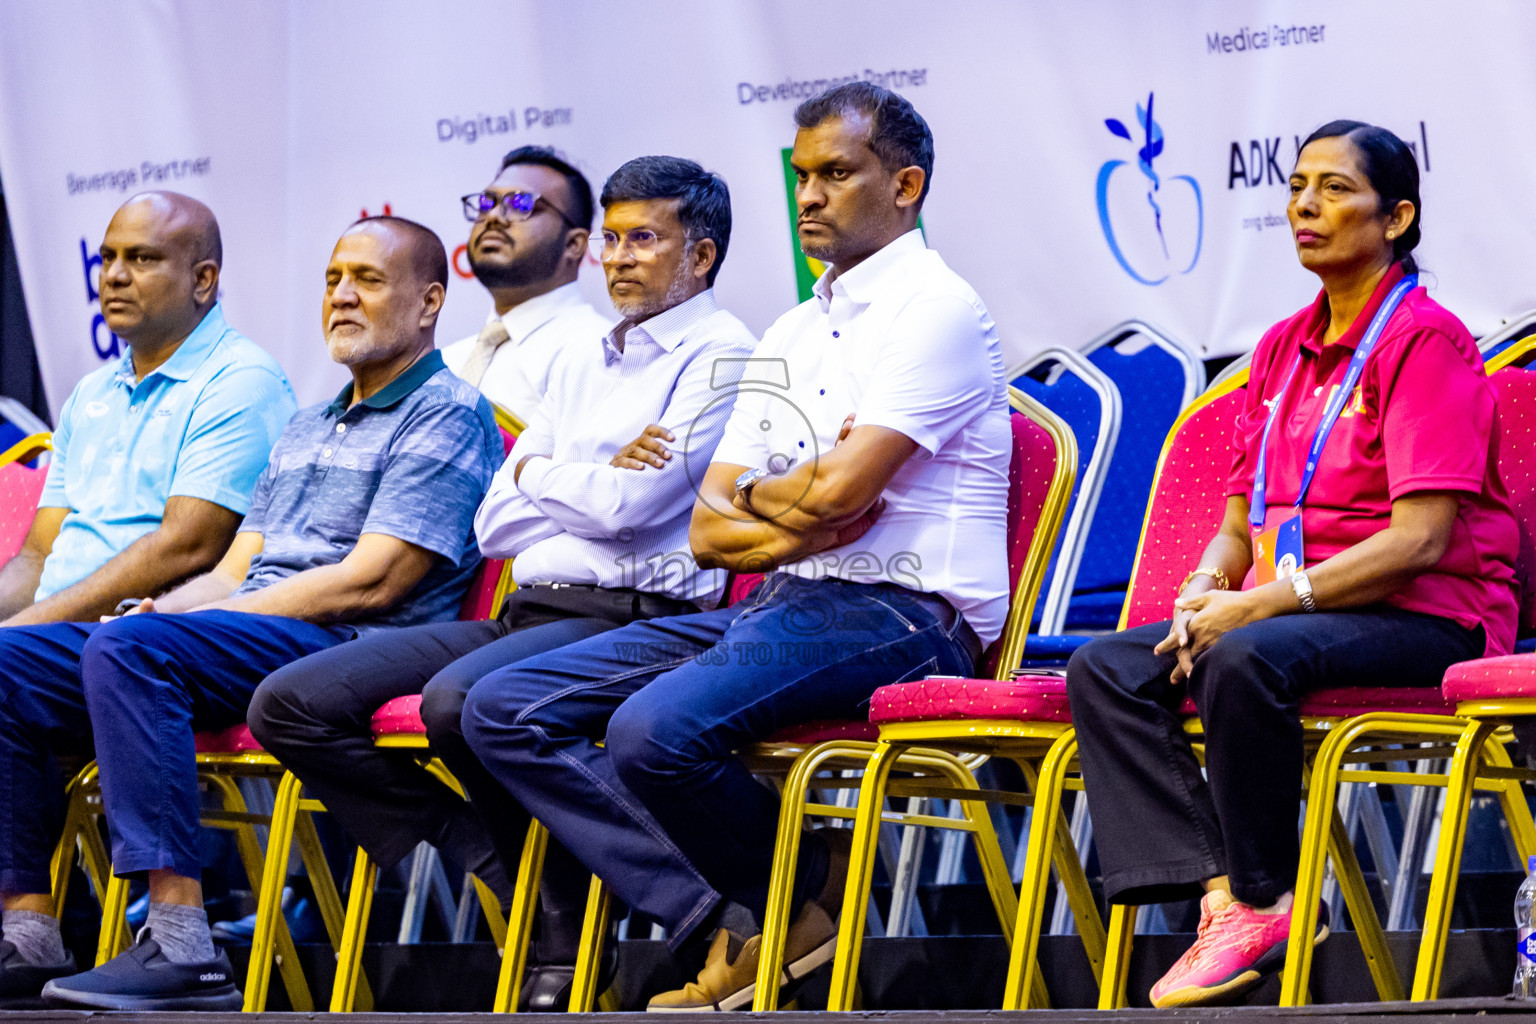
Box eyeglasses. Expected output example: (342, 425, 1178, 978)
(589, 228, 675, 263)
(461, 189, 579, 228)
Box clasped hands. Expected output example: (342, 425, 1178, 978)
(1152, 587, 1263, 685)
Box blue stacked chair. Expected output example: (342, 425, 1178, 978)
(1010, 347, 1120, 664)
(1062, 321, 1203, 632)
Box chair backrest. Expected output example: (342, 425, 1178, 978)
(458, 424, 517, 620)
(1073, 322, 1205, 609)
(1119, 370, 1248, 631)
(1489, 367, 1536, 635)
(0, 433, 51, 563)
(985, 387, 1076, 677)
(0, 462, 46, 563)
(1480, 309, 1536, 363)
(1009, 347, 1121, 634)
(1487, 330, 1536, 374)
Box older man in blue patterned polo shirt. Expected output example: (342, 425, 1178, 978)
(0, 217, 500, 1012)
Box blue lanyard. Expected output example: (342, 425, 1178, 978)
(1248, 273, 1418, 528)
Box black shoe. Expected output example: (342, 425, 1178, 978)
(518, 909, 620, 1012)
(41, 929, 241, 1010)
(0, 941, 76, 1009)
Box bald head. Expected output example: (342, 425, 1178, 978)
(118, 191, 222, 268)
(347, 216, 447, 290)
(98, 190, 223, 349)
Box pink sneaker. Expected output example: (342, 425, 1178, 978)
(1148, 890, 1328, 1008)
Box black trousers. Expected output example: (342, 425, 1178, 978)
(1065, 606, 1482, 908)
(247, 585, 699, 921)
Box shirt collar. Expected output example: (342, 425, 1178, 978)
(1299, 262, 1409, 356)
(811, 229, 926, 311)
(604, 288, 718, 365)
(113, 303, 229, 388)
(327, 349, 446, 414)
(495, 280, 585, 343)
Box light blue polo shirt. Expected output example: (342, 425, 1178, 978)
(35, 303, 295, 600)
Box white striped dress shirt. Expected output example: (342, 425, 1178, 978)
(474, 288, 757, 604)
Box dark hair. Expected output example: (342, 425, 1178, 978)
(349, 215, 448, 288)
(499, 145, 596, 230)
(600, 156, 732, 286)
(794, 81, 935, 204)
(1299, 120, 1421, 273)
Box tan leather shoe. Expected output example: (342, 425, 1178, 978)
(646, 902, 837, 1012)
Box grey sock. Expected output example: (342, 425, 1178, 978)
(716, 900, 760, 938)
(145, 902, 216, 964)
(2, 909, 66, 967)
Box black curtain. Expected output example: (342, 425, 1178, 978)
(0, 170, 49, 424)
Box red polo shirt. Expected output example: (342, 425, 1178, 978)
(1227, 263, 1520, 656)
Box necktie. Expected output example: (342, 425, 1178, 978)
(459, 319, 511, 388)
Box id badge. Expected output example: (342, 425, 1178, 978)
(1253, 513, 1305, 585)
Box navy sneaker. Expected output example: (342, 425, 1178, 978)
(41, 929, 241, 1010)
(0, 941, 76, 1009)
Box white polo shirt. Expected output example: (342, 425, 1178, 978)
(440, 281, 614, 421)
(712, 230, 1011, 645)
(475, 288, 757, 604)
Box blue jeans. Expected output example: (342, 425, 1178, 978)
(0, 611, 350, 893)
(460, 574, 981, 947)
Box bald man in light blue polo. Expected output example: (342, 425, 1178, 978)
(0, 191, 293, 628)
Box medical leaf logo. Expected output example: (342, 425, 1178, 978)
(1096, 92, 1203, 286)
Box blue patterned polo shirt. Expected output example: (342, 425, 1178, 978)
(235, 350, 501, 631)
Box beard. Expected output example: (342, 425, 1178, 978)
(611, 248, 698, 319)
(470, 231, 566, 290)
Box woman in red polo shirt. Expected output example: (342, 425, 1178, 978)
(1067, 120, 1520, 1008)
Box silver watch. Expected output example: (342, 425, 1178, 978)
(1291, 567, 1317, 613)
(734, 467, 768, 501)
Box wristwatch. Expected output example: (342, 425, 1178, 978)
(734, 467, 768, 503)
(1291, 567, 1317, 613)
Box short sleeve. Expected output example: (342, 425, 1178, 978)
(360, 399, 499, 565)
(37, 387, 77, 508)
(169, 366, 296, 514)
(1379, 331, 1493, 498)
(856, 295, 993, 456)
(237, 459, 278, 537)
(711, 386, 772, 470)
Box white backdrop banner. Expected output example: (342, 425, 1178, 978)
(3, 0, 1536, 418)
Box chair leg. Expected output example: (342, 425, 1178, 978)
(1410, 720, 1498, 1001)
(1324, 805, 1404, 1002)
(1279, 722, 1356, 1006)
(1098, 903, 1137, 1009)
(1485, 737, 1536, 864)
(1001, 734, 1075, 1011)
(753, 741, 842, 1011)
(94, 872, 132, 966)
(825, 741, 904, 1011)
(330, 847, 378, 1012)
(568, 875, 612, 1012)
(492, 819, 549, 1013)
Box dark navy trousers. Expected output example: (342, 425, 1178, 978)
(0, 611, 350, 894)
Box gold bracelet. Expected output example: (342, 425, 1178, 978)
(1179, 566, 1230, 595)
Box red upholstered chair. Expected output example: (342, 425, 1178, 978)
(818, 374, 1246, 1011)
(1275, 362, 1536, 1005)
(751, 387, 1078, 1010)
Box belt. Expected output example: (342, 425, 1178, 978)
(522, 582, 604, 591)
